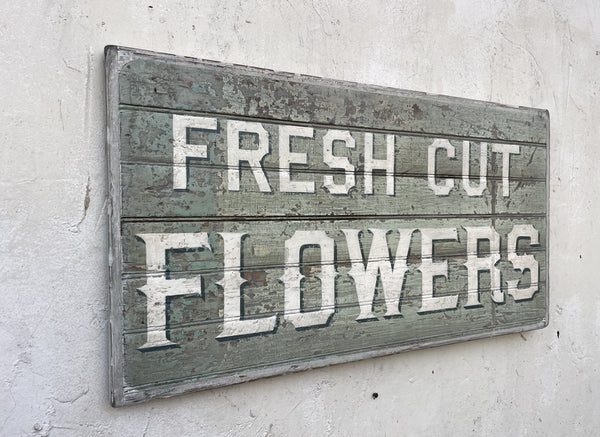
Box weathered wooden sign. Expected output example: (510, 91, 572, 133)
(105, 46, 549, 406)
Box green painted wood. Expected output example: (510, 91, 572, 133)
(119, 110, 547, 178)
(120, 284, 546, 388)
(120, 217, 547, 274)
(105, 46, 549, 407)
(118, 59, 548, 144)
(120, 163, 547, 218)
(119, 110, 546, 218)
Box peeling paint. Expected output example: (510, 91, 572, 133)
(1, 0, 599, 435)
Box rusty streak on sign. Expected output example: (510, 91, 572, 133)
(105, 46, 549, 407)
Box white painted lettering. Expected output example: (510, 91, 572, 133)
(227, 120, 271, 192)
(136, 233, 211, 350)
(364, 133, 395, 195)
(492, 143, 520, 197)
(418, 228, 459, 313)
(217, 233, 277, 339)
(507, 224, 540, 301)
(323, 130, 356, 194)
(462, 141, 488, 196)
(172, 115, 217, 190)
(463, 226, 502, 306)
(279, 125, 315, 193)
(428, 139, 456, 196)
(343, 228, 414, 320)
(281, 231, 337, 328)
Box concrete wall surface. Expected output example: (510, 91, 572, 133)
(1, 0, 598, 435)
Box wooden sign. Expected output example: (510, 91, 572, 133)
(105, 46, 549, 406)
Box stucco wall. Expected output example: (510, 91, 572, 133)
(1, 1, 598, 435)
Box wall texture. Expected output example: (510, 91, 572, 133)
(1, 1, 598, 435)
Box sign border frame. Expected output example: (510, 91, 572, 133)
(105, 45, 549, 407)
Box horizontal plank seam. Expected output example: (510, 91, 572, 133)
(121, 281, 547, 335)
(121, 246, 547, 277)
(121, 213, 548, 222)
(120, 160, 548, 181)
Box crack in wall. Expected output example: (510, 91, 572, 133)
(68, 176, 91, 233)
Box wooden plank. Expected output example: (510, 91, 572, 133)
(118, 59, 548, 144)
(119, 110, 548, 178)
(118, 281, 546, 402)
(120, 163, 547, 218)
(120, 217, 547, 273)
(105, 46, 549, 407)
(118, 216, 547, 402)
(119, 110, 546, 218)
(119, 285, 540, 386)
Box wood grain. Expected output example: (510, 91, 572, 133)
(105, 46, 549, 406)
